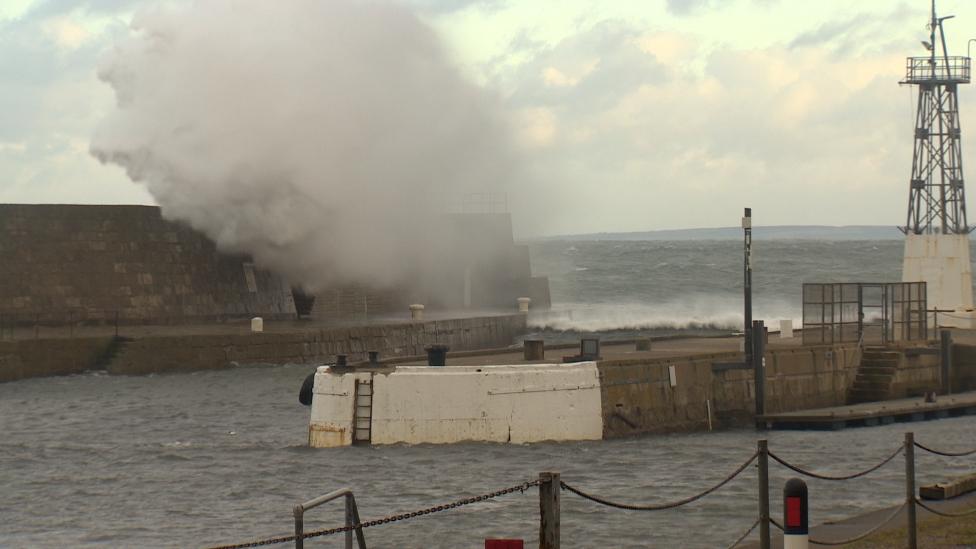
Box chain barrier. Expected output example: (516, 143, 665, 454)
(771, 502, 907, 547)
(914, 497, 976, 518)
(914, 440, 976, 457)
(559, 451, 757, 511)
(725, 517, 760, 549)
(767, 446, 903, 481)
(207, 434, 976, 549)
(206, 480, 539, 549)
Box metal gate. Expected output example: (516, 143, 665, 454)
(802, 282, 926, 345)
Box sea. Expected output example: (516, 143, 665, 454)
(3, 231, 976, 548)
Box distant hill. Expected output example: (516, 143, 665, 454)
(540, 225, 905, 241)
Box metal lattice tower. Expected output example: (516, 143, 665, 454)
(901, 0, 972, 235)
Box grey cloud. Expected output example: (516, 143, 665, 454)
(22, 0, 150, 20)
(506, 21, 669, 112)
(490, 15, 924, 236)
(666, 0, 780, 17)
(404, 0, 506, 15)
(789, 18, 861, 49)
(666, 0, 716, 16)
(0, 17, 115, 141)
(789, 3, 918, 53)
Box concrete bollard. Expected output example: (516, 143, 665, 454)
(409, 304, 424, 321)
(635, 338, 651, 351)
(517, 297, 531, 313)
(524, 340, 544, 361)
(251, 317, 263, 332)
(783, 478, 809, 549)
(780, 319, 793, 339)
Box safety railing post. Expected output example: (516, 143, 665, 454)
(758, 439, 770, 549)
(293, 504, 304, 549)
(539, 471, 560, 549)
(905, 432, 917, 549)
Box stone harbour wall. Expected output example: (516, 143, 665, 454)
(0, 314, 528, 382)
(598, 343, 955, 438)
(0, 204, 295, 324)
(0, 337, 115, 382)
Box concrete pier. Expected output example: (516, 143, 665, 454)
(758, 391, 976, 430)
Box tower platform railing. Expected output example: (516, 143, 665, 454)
(903, 56, 971, 84)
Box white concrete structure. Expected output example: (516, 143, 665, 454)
(779, 320, 793, 339)
(409, 304, 424, 321)
(308, 362, 603, 447)
(902, 234, 976, 328)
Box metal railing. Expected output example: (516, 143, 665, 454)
(293, 488, 365, 549)
(904, 56, 971, 83)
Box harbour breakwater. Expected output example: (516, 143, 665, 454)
(308, 335, 976, 446)
(598, 341, 963, 437)
(0, 314, 527, 382)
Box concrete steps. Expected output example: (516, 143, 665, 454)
(847, 348, 902, 405)
(93, 336, 134, 371)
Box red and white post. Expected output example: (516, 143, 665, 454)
(783, 478, 809, 549)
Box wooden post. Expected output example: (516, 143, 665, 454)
(758, 440, 770, 549)
(905, 432, 917, 549)
(539, 471, 560, 549)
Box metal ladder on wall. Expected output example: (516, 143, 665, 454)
(353, 379, 373, 445)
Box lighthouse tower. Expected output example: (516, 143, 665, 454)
(901, 0, 975, 326)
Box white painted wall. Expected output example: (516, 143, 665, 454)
(903, 233, 976, 327)
(308, 367, 371, 448)
(308, 363, 604, 447)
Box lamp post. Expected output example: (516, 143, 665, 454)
(968, 38, 976, 59)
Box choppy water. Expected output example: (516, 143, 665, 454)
(528, 239, 971, 332)
(4, 237, 976, 548)
(2, 364, 976, 548)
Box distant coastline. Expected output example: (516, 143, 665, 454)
(535, 225, 905, 241)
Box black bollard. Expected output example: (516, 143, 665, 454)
(425, 345, 449, 366)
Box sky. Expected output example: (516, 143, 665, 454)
(2, 0, 976, 237)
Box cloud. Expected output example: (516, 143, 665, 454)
(665, 0, 715, 16)
(504, 21, 670, 112)
(492, 17, 938, 236)
(0, 3, 155, 205)
(404, 0, 506, 15)
(788, 4, 918, 56)
(22, 0, 149, 20)
(666, 0, 780, 17)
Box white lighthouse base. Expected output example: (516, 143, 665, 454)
(902, 233, 976, 329)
